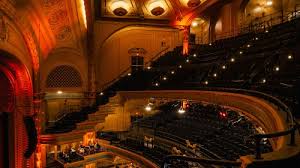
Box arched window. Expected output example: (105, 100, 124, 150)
(46, 65, 82, 88)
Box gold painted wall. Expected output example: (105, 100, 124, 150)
(94, 22, 181, 88)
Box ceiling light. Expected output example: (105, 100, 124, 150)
(171, 71, 175, 74)
(275, 66, 280, 71)
(179, 65, 182, 68)
(255, 37, 259, 40)
(111, 0, 129, 16)
(247, 44, 251, 48)
(147, 66, 151, 70)
(209, 43, 212, 46)
(288, 55, 293, 59)
(57, 90, 63, 94)
(163, 76, 167, 80)
(149, 1, 165, 16)
(193, 54, 197, 57)
(186, 59, 190, 63)
(127, 73, 131, 76)
(222, 65, 226, 69)
(100, 92, 104, 96)
(155, 82, 159, 86)
(204, 80, 208, 85)
(239, 51, 243, 54)
(230, 58, 235, 62)
(266, 0, 273, 6)
(265, 30, 269, 33)
(262, 79, 266, 83)
(213, 73, 217, 77)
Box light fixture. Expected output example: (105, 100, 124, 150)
(247, 44, 251, 48)
(57, 90, 63, 94)
(100, 92, 104, 96)
(127, 73, 131, 76)
(187, 0, 201, 8)
(178, 106, 186, 114)
(255, 37, 259, 40)
(239, 51, 243, 55)
(149, 1, 165, 16)
(265, 30, 269, 33)
(262, 79, 266, 83)
(155, 82, 159, 86)
(275, 66, 280, 71)
(213, 73, 217, 77)
(171, 71, 175, 74)
(204, 80, 208, 85)
(230, 58, 235, 62)
(186, 59, 190, 63)
(209, 43, 212, 46)
(111, 0, 129, 16)
(147, 66, 151, 70)
(222, 65, 226, 69)
(145, 104, 152, 111)
(163, 76, 167, 81)
(266, 0, 273, 6)
(288, 55, 293, 59)
(193, 53, 197, 57)
(178, 65, 182, 68)
(192, 21, 198, 27)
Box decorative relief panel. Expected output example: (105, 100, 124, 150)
(43, 0, 73, 42)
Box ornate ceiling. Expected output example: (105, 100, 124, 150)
(95, 0, 215, 25)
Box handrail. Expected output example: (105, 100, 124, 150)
(209, 6, 300, 42)
(161, 155, 242, 168)
(250, 122, 300, 159)
(99, 46, 170, 91)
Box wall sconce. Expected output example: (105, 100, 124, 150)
(111, 0, 129, 16)
(149, 1, 165, 16)
(187, 0, 201, 8)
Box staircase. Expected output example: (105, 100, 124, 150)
(44, 93, 121, 134)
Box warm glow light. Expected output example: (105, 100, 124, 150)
(149, 0, 165, 11)
(192, 21, 198, 27)
(275, 66, 280, 71)
(155, 82, 159, 86)
(186, 59, 190, 63)
(265, 30, 269, 33)
(247, 44, 251, 48)
(204, 80, 208, 85)
(266, 0, 273, 6)
(288, 55, 292, 59)
(147, 66, 152, 70)
(209, 43, 212, 46)
(145, 105, 152, 111)
(100, 92, 104, 96)
(193, 54, 197, 57)
(262, 79, 266, 83)
(127, 73, 131, 76)
(111, 0, 130, 11)
(255, 37, 259, 40)
(179, 65, 182, 68)
(254, 6, 262, 13)
(163, 76, 167, 80)
(213, 73, 217, 77)
(57, 90, 63, 94)
(178, 107, 186, 114)
(239, 51, 243, 54)
(171, 71, 175, 74)
(230, 58, 235, 62)
(222, 65, 226, 69)
(79, 0, 87, 29)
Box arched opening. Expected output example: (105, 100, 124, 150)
(0, 50, 34, 168)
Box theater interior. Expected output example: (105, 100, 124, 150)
(0, 0, 300, 168)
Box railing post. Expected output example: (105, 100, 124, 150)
(255, 137, 262, 159)
(289, 128, 296, 146)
